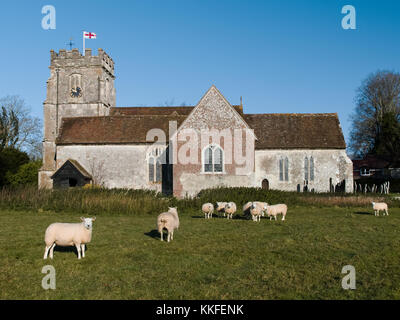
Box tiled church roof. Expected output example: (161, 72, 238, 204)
(57, 108, 346, 149)
(243, 113, 346, 149)
(56, 115, 187, 145)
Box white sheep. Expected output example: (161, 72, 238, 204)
(372, 202, 389, 216)
(250, 202, 269, 222)
(157, 207, 179, 242)
(216, 202, 227, 217)
(43, 217, 96, 260)
(225, 202, 237, 219)
(202, 203, 214, 219)
(265, 204, 287, 221)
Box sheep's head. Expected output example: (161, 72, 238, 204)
(250, 203, 257, 210)
(168, 207, 178, 215)
(80, 217, 96, 229)
(225, 202, 234, 209)
(216, 202, 226, 210)
(371, 202, 375, 206)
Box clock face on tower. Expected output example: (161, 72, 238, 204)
(70, 87, 82, 98)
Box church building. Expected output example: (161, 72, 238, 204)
(39, 48, 353, 197)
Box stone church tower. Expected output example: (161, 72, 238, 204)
(39, 48, 116, 189)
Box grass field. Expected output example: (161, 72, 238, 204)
(1, 205, 400, 300)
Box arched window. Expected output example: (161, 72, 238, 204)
(148, 147, 164, 183)
(279, 157, 289, 181)
(284, 157, 289, 181)
(148, 157, 155, 182)
(310, 156, 314, 181)
(69, 74, 82, 90)
(304, 157, 309, 181)
(203, 144, 224, 173)
(155, 159, 162, 182)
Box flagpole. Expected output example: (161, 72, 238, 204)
(83, 31, 85, 56)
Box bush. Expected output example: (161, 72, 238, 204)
(6, 160, 42, 186)
(0, 148, 30, 186)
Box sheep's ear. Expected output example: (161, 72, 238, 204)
(80, 217, 85, 221)
(92, 217, 96, 221)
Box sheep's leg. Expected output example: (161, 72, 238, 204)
(171, 231, 174, 240)
(49, 243, 56, 259)
(386, 209, 389, 216)
(81, 244, 85, 258)
(75, 243, 81, 259)
(167, 232, 171, 242)
(43, 245, 52, 259)
(160, 230, 163, 241)
(274, 215, 277, 221)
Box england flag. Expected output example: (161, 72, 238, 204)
(83, 31, 96, 39)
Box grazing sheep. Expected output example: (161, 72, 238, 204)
(225, 202, 237, 219)
(43, 217, 96, 260)
(157, 207, 180, 242)
(372, 202, 389, 216)
(250, 202, 269, 222)
(250, 203, 263, 222)
(265, 204, 287, 221)
(216, 202, 227, 217)
(202, 203, 214, 219)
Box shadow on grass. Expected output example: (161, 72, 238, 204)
(354, 211, 372, 215)
(53, 244, 88, 257)
(144, 229, 161, 240)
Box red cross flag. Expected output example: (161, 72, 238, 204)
(82, 31, 97, 56)
(83, 31, 96, 39)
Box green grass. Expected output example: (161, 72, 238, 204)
(1, 206, 400, 299)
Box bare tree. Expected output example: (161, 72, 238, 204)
(349, 71, 400, 158)
(0, 95, 42, 159)
(0, 106, 19, 150)
(87, 158, 106, 187)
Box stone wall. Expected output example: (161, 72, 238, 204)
(254, 149, 353, 193)
(56, 145, 161, 191)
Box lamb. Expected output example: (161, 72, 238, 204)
(157, 207, 180, 242)
(43, 217, 96, 260)
(249, 202, 269, 222)
(216, 202, 227, 217)
(202, 203, 214, 219)
(265, 204, 287, 221)
(371, 202, 389, 216)
(224, 202, 237, 219)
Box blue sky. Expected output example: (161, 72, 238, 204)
(1, 0, 400, 145)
